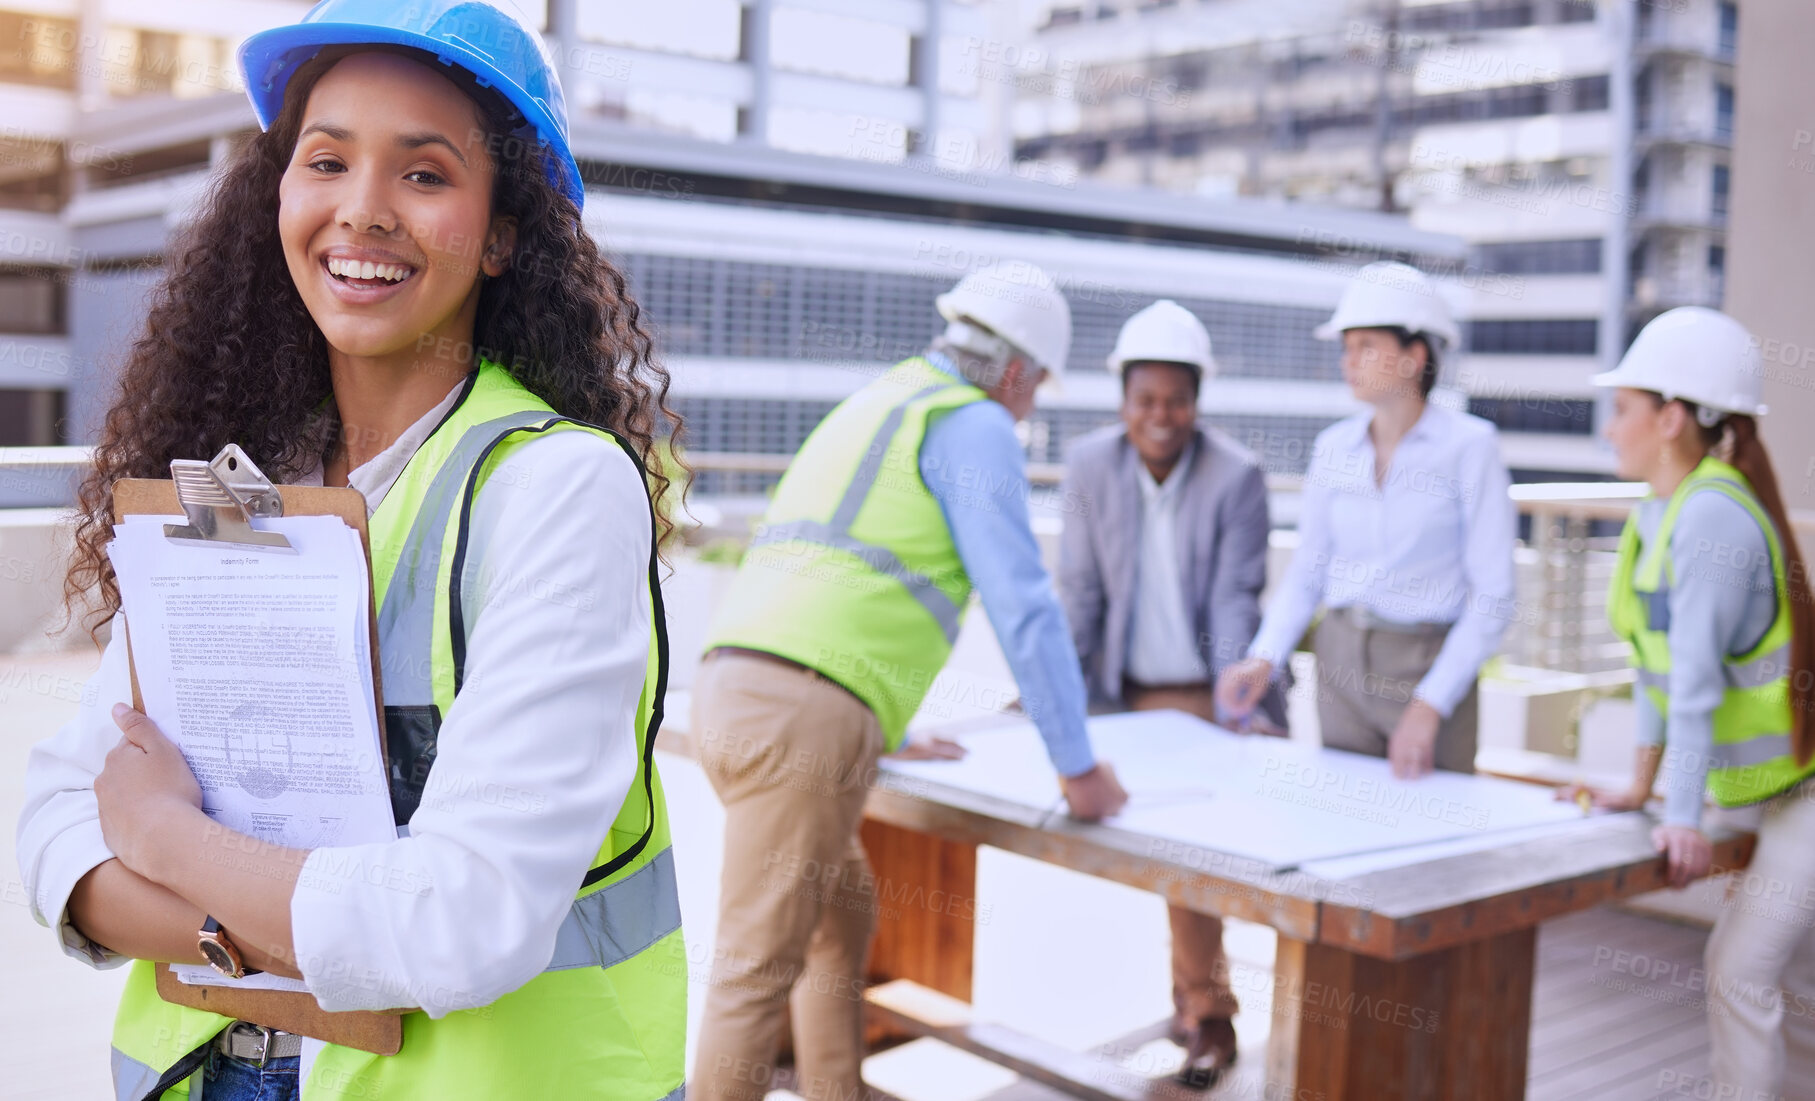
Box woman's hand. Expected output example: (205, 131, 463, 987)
(1554, 781, 1648, 813)
(1653, 824, 1713, 889)
(1214, 658, 1274, 723)
(95, 704, 204, 877)
(1387, 699, 1442, 779)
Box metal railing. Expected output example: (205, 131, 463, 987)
(8, 448, 1813, 677)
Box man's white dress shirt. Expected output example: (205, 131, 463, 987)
(1125, 441, 1212, 686)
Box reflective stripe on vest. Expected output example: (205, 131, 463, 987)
(548, 847, 683, 970)
(111, 1046, 164, 1101)
(377, 409, 555, 707)
(829, 382, 947, 529)
(749, 519, 962, 642)
(1708, 733, 1798, 772)
(1725, 642, 1792, 690)
(1606, 456, 1810, 807)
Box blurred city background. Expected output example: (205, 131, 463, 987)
(4, 1, 1814, 1099)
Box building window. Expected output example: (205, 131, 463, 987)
(1719, 3, 1738, 57)
(1716, 84, 1734, 139)
(97, 28, 239, 99)
(1400, 75, 1608, 131)
(1708, 244, 1726, 273)
(1571, 74, 1611, 113)
(1467, 398, 1595, 436)
(1555, 0, 1597, 25)
(0, 136, 63, 213)
(1124, 128, 1161, 153)
(0, 269, 65, 334)
(0, 11, 77, 89)
(1403, 0, 1556, 33)
(1171, 58, 1206, 91)
(1475, 238, 1603, 275)
(84, 138, 211, 191)
(1712, 163, 1731, 219)
(623, 253, 1333, 380)
(0, 389, 65, 447)
(1467, 319, 1599, 355)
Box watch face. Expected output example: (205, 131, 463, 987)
(200, 939, 237, 975)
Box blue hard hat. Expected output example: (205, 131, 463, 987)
(238, 0, 584, 208)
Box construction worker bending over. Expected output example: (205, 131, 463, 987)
(1058, 300, 1285, 1088)
(1572, 308, 1815, 1098)
(692, 262, 1129, 1101)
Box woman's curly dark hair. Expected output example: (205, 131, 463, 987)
(65, 47, 685, 636)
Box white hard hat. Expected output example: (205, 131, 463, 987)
(1314, 261, 1460, 351)
(936, 261, 1073, 377)
(1592, 306, 1768, 418)
(1108, 299, 1215, 376)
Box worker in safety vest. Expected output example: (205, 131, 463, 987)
(15, 2, 686, 1098)
(692, 261, 1128, 1101)
(1567, 307, 1814, 1098)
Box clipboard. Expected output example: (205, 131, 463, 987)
(113, 444, 405, 1056)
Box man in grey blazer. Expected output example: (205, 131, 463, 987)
(1057, 300, 1285, 1087)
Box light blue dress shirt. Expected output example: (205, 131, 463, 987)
(1247, 403, 1518, 717)
(1630, 489, 1779, 829)
(917, 354, 1096, 778)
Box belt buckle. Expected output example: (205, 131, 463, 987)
(233, 1022, 278, 1066)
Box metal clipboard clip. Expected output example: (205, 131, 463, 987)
(162, 443, 294, 552)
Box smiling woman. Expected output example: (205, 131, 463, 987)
(277, 50, 521, 448)
(17, 3, 689, 1100)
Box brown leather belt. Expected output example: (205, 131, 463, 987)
(705, 646, 868, 708)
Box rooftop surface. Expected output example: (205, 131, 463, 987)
(7, 644, 1815, 1100)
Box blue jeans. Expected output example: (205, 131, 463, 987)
(200, 1047, 300, 1101)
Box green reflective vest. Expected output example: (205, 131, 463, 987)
(706, 357, 987, 748)
(1607, 455, 1811, 807)
(108, 362, 686, 1100)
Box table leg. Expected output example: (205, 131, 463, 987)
(1267, 927, 1536, 1100)
(861, 819, 978, 1043)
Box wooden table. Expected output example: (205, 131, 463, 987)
(857, 756, 1754, 1101)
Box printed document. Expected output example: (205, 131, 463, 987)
(108, 514, 396, 990)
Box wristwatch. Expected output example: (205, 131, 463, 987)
(198, 916, 261, 979)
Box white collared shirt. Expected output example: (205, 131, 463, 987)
(1125, 440, 1212, 686)
(1247, 403, 1516, 717)
(18, 378, 651, 1016)
(293, 378, 468, 509)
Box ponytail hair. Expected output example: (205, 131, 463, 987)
(1722, 415, 1815, 765)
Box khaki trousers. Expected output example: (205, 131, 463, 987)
(1310, 607, 1479, 774)
(1705, 779, 1815, 1096)
(691, 651, 885, 1101)
(1124, 682, 1242, 1022)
